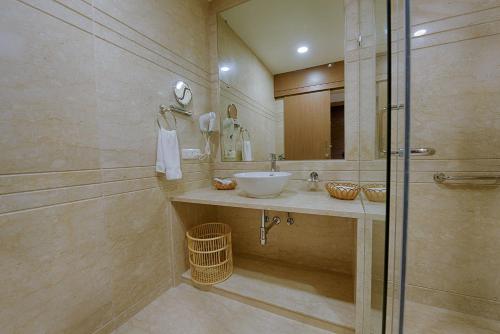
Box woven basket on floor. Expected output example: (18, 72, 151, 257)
(186, 223, 233, 285)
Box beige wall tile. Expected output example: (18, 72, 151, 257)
(0, 0, 215, 332)
(0, 0, 100, 174)
(216, 207, 356, 275)
(0, 199, 112, 334)
(0, 183, 102, 214)
(0, 170, 101, 195)
(407, 183, 500, 302)
(411, 34, 500, 160)
(105, 188, 172, 316)
(93, 0, 210, 72)
(406, 285, 500, 321)
(95, 38, 211, 168)
(411, 0, 500, 26)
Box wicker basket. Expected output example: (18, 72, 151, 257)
(186, 223, 233, 285)
(362, 184, 386, 202)
(212, 178, 237, 190)
(325, 182, 361, 200)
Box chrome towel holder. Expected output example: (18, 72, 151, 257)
(159, 104, 192, 117)
(434, 172, 499, 184)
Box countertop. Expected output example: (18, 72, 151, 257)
(170, 187, 385, 220)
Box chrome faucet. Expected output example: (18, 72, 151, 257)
(269, 153, 279, 172)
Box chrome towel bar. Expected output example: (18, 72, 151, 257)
(160, 104, 193, 117)
(383, 147, 436, 157)
(434, 172, 499, 184)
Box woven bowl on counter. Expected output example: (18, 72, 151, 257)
(212, 178, 237, 190)
(325, 182, 361, 200)
(362, 184, 386, 202)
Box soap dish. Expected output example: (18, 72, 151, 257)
(362, 184, 386, 202)
(325, 182, 360, 200)
(213, 178, 237, 190)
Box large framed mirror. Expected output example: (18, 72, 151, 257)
(217, 0, 348, 162)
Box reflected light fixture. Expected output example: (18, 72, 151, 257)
(413, 29, 427, 37)
(220, 66, 230, 72)
(297, 46, 308, 54)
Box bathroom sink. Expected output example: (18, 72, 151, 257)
(233, 172, 291, 198)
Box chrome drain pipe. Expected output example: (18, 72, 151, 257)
(260, 210, 280, 245)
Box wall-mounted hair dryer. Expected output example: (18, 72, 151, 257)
(198, 112, 217, 159)
(199, 112, 216, 133)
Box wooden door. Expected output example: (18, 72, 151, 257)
(284, 90, 331, 160)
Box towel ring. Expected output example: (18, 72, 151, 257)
(157, 105, 177, 130)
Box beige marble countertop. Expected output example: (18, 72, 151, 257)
(170, 187, 385, 220)
(362, 199, 386, 221)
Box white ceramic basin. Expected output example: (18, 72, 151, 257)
(233, 172, 291, 198)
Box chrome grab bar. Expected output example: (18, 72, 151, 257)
(383, 147, 436, 157)
(434, 172, 500, 184)
(408, 148, 436, 156)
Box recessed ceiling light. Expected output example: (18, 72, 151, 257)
(297, 46, 308, 54)
(220, 66, 230, 72)
(413, 29, 427, 37)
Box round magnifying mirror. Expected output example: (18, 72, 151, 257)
(174, 81, 192, 106)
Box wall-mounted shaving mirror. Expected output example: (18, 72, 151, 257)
(217, 0, 346, 161)
(174, 80, 193, 107)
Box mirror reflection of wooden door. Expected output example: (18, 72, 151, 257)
(284, 90, 331, 160)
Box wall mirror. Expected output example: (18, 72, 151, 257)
(217, 0, 347, 161)
(174, 80, 193, 107)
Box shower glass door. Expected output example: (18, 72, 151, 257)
(391, 0, 500, 333)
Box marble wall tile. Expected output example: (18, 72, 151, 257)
(0, 0, 100, 174)
(411, 0, 500, 26)
(95, 38, 211, 168)
(407, 183, 500, 303)
(93, 0, 210, 72)
(104, 188, 172, 316)
(0, 199, 112, 334)
(0, 170, 101, 195)
(216, 207, 357, 275)
(411, 35, 500, 160)
(0, 183, 102, 214)
(1, 0, 215, 333)
(406, 284, 500, 321)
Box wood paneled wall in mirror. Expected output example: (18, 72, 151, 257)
(217, 0, 348, 161)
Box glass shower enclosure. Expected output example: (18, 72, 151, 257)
(384, 0, 500, 333)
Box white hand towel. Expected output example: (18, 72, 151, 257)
(242, 140, 253, 161)
(156, 128, 182, 180)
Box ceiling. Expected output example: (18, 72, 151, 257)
(220, 0, 345, 74)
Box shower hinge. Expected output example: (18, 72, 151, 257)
(358, 34, 362, 47)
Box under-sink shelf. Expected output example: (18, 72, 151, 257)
(182, 255, 356, 333)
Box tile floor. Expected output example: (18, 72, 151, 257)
(113, 283, 333, 334)
(113, 283, 500, 334)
